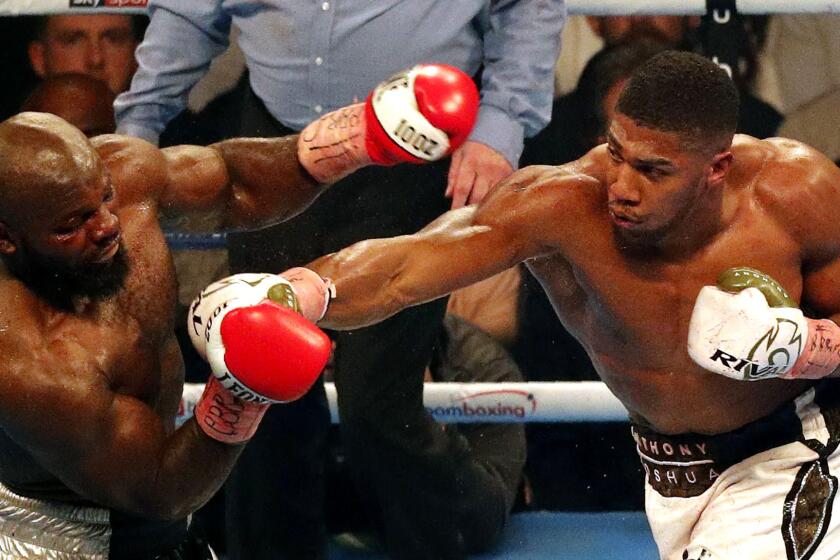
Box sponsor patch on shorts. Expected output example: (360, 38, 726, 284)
(632, 427, 721, 498)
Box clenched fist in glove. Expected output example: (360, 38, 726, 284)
(688, 267, 840, 381)
(298, 63, 479, 183)
(188, 272, 332, 443)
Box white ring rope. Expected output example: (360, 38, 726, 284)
(1, 0, 838, 16)
(178, 381, 630, 426)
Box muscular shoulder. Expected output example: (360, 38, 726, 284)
(476, 160, 603, 249)
(746, 136, 840, 259)
(0, 281, 57, 364)
(92, 134, 169, 207)
(493, 151, 602, 200)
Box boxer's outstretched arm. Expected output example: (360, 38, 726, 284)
(162, 135, 325, 231)
(100, 64, 479, 232)
(93, 133, 325, 232)
(311, 166, 575, 330)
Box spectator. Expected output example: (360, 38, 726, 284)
(777, 89, 840, 165)
(447, 265, 523, 349)
(114, 2, 564, 559)
(552, 15, 780, 139)
(597, 15, 780, 139)
(523, 39, 671, 168)
(755, 15, 840, 165)
(754, 15, 840, 115)
(20, 73, 116, 136)
(27, 15, 143, 95)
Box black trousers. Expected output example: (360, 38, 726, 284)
(225, 88, 510, 559)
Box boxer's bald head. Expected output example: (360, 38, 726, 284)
(0, 112, 101, 228)
(0, 112, 126, 308)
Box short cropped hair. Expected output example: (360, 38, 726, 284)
(575, 39, 670, 145)
(616, 50, 739, 152)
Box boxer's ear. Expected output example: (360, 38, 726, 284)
(0, 221, 17, 255)
(27, 41, 47, 79)
(707, 150, 733, 189)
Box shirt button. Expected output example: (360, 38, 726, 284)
(321, 1, 330, 10)
(315, 56, 323, 66)
(314, 104, 323, 113)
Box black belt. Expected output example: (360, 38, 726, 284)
(631, 384, 836, 498)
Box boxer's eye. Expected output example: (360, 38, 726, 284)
(637, 165, 663, 179)
(53, 223, 80, 236)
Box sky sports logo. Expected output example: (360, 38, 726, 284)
(427, 389, 536, 421)
(70, 0, 147, 7)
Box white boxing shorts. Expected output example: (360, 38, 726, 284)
(634, 380, 840, 560)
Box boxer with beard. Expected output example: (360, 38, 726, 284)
(0, 63, 478, 559)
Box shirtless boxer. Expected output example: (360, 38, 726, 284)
(0, 64, 477, 558)
(209, 51, 840, 559)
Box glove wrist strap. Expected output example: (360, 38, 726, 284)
(297, 103, 374, 184)
(785, 318, 840, 380)
(194, 376, 269, 444)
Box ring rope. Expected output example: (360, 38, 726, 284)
(1, 0, 837, 16)
(178, 381, 630, 426)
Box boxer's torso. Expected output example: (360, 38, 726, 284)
(527, 137, 814, 435)
(0, 147, 183, 503)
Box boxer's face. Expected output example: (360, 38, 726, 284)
(30, 164, 121, 269)
(28, 15, 139, 94)
(0, 157, 127, 306)
(605, 113, 725, 244)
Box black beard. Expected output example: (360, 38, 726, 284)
(4, 243, 129, 311)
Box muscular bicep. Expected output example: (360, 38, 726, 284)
(773, 143, 840, 323)
(157, 145, 231, 231)
(0, 345, 172, 513)
(803, 256, 840, 324)
(159, 137, 329, 232)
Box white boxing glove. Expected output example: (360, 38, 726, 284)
(687, 286, 808, 381)
(188, 273, 299, 361)
(688, 267, 840, 381)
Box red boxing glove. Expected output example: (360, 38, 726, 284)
(298, 63, 479, 183)
(364, 64, 479, 164)
(190, 273, 331, 443)
(211, 301, 331, 402)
